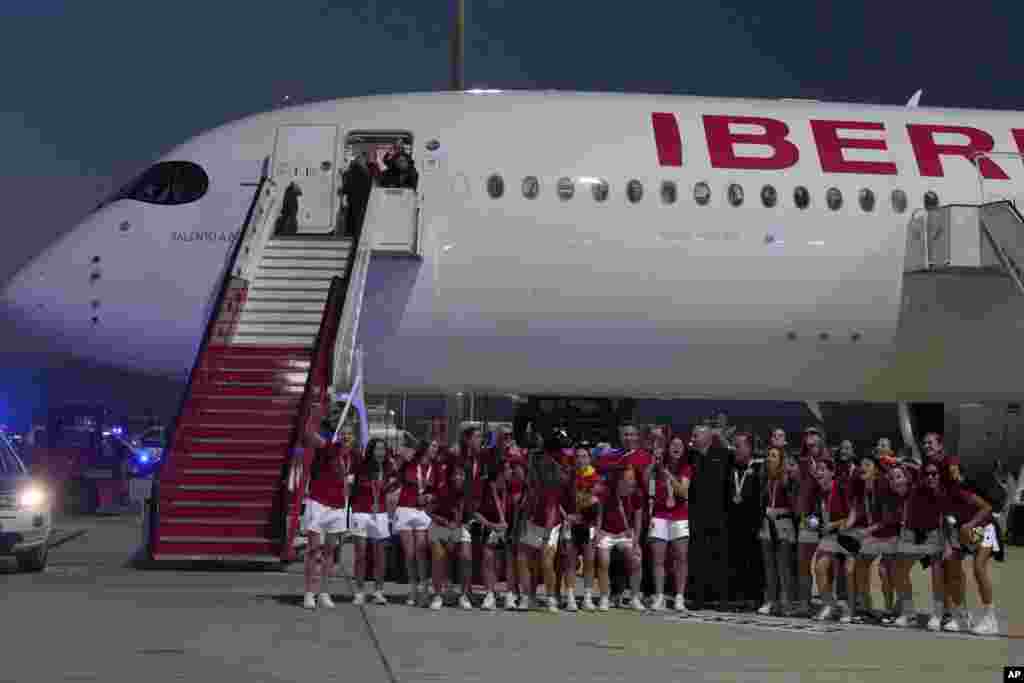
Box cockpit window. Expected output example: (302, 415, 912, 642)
(103, 161, 209, 208)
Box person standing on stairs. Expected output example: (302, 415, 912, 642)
(301, 435, 351, 610)
(350, 438, 397, 605)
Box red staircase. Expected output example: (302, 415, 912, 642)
(147, 173, 356, 565)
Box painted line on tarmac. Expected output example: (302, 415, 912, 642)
(49, 529, 88, 549)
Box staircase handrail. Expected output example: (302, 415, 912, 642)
(282, 274, 348, 560)
(146, 172, 269, 554)
(331, 212, 374, 394)
(979, 202, 1024, 297)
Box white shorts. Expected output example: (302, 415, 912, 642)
(350, 512, 391, 540)
(303, 499, 349, 539)
(394, 507, 432, 532)
(597, 531, 634, 551)
(522, 521, 561, 549)
(649, 517, 690, 542)
(430, 524, 472, 545)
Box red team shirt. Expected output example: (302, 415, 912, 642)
(651, 462, 692, 521)
(397, 461, 435, 508)
(597, 489, 642, 535)
(350, 460, 397, 514)
(308, 446, 352, 509)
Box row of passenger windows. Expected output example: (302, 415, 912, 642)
(486, 174, 939, 214)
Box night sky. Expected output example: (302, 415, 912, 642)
(1, 1, 1021, 428)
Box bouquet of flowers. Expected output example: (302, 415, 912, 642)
(575, 464, 599, 510)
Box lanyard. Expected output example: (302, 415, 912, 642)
(734, 466, 752, 502)
(417, 463, 432, 495)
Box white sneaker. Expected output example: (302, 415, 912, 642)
(317, 593, 335, 609)
(482, 592, 496, 610)
(619, 592, 632, 608)
(943, 616, 960, 632)
(459, 594, 473, 610)
(565, 592, 578, 611)
(598, 595, 611, 612)
(503, 592, 517, 609)
(814, 605, 834, 621)
(517, 595, 532, 611)
(892, 614, 912, 628)
(303, 592, 317, 610)
(757, 602, 773, 616)
(926, 614, 941, 631)
(650, 594, 666, 612)
(352, 592, 366, 606)
(630, 596, 646, 612)
(429, 594, 443, 610)
(372, 590, 387, 605)
(961, 612, 974, 631)
(406, 589, 418, 607)
(674, 594, 688, 613)
(581, 594, 596, 611)
(972, 614, 999, 635)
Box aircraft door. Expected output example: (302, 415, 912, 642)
(272, 125, 339, 235)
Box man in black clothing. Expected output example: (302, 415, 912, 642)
(726, 431, 764, 610)
(341, 154, 372, 242)
(686, 424, 733, 610)
(380, 152, 419, 190)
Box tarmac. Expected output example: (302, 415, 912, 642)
(0, 513, 1018, 683)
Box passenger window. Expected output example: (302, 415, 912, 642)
(924, 190, 939, 210)
(522, 176, 540, 199)
(486, 174, 504, 199)
(891, 189, 908, 214)
(557, 177, 575, 200)
(727, 183, 744, 207)
(592, 178, 609, 202)
(694, 182, 711, 206)
(113, 161, 209, 206)
(626, 179, 643, 203)
(859, 188, 875, 212)
(660, 180, 677, 205)
(794, 186, 810, 209)
(761, 185, 777, 208)
(826, 187, 843, 211)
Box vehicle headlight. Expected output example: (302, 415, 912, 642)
(19, 487, 46, 507)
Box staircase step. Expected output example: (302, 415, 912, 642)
(152, 540, 281, 558)
(159, 486, 279, 503)
(160, 500, 276, 519)
(185, 409, 297, 428)
(256, 267, 343, 280)
(175, 470, 283, 487)
(157, 525, 278, 541)
(231, 334, 317, 346)
(178, 425, 293, 441)
(265, 238, 352, 251)
(205, 345, 311, 359)
(175, 454, 291, 469)
(198, 369, 310, 386)
(249, 280, 332, 291)
(244, 289, 329, 303)
(240, 300, 328, 314)
(236, 311, 325, 324)
(202, 355, 311, 371)
(234, 321, 321, 334)
(188, 395, 302, 411)
(167, 441, 293, 457)
(259, 257, 348, 270)
(184, 384, 306, 399)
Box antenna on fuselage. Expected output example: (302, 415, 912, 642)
(906, 90, 923, 107)
(451, 0, 465, 91)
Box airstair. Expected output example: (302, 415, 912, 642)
(147, 174, 419, 564)
(895, 200, 1024, 396)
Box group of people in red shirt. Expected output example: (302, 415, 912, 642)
(297, 421, 1002, 636)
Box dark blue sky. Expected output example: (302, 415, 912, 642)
(1, 0, 1021, 427)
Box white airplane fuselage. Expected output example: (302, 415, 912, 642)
(5, 92, 1024, 401)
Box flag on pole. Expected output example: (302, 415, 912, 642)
(333, 348, 369, 448)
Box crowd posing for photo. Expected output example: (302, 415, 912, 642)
(296, 421, 1005, 636)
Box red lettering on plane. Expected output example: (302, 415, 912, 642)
(809, 120, 897, 175)
(906, 124, 1008, 179)
(703, 115, 798, 170)
(651, 112, 683, 167)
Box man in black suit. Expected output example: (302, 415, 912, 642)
(727, 431, 764, 610)
(686, 423, 733, 610)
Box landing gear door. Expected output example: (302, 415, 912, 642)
(272, 125, 339, 234)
